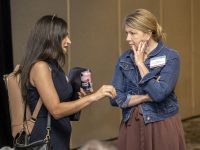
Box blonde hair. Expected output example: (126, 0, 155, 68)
(124, 9, 166, 42)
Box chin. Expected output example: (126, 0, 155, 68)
(63, 49, 67, 54)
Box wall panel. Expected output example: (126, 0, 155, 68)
(69, 0, 120, 148)
(193, 0, 200, 115)
(162, 0, 192, 118)
(10, 0, 68, 66)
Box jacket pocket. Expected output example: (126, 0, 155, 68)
(156, 99, 177, 114)
(149, 65, 164, 76)
(119, 62, 138, 90)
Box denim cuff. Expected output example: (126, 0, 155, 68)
(120, 94, 132, 108)
(139, 72, 156, 85)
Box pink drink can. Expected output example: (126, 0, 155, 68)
(80, 70, 92, 92)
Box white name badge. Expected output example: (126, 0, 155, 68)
(150, 56, 166, 68)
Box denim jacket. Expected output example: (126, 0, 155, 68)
(111, 41, 180, 124)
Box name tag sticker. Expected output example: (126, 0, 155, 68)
(150, 56, 166, 68)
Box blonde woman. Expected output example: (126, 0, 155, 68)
(111, 9, 186, 150)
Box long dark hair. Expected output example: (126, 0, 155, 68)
(19, 15, 68, 101)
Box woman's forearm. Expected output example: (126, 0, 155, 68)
(137, 62, 149, 78)
(128, 94, 151, 107)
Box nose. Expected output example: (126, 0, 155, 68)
(126, 33, 131, 42)
(67, 37, 71, 45)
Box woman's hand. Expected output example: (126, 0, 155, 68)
(131, 41, 149, 78)
(78, 88, 93, 99)
(91, 85, 116, 101)
(132, 41, 147, 66)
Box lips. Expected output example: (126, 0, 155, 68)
(129, 43, 135, 47)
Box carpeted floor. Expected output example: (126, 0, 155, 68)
(182, 116, 200, 150)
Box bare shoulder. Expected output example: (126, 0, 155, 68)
(31, 61, 49, 72)
(30, 61, 51, 86)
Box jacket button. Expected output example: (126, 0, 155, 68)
(147, 116, 151, 121)
(124, 64, 128, 69)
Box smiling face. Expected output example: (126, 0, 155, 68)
(125, 25, 151, 49)
(62, 36, 71, 54)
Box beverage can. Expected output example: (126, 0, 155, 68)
(80, 70, 92, 92)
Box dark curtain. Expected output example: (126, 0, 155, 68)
(0, 0, 14, 147)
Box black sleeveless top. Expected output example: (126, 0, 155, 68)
(27, 60, 73, 150)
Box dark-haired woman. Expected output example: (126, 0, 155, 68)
(111, 9, 186, 150)
(19, 15, 116, 150)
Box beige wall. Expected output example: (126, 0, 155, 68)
(11, 0, 200, 149)
(161, 0, 200, 118)
(10, 0, 68, 66)
(192, 0, 200, 115)
(69, 0, 121, 148)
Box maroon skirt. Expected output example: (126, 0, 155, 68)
(117, 107, 186, 150)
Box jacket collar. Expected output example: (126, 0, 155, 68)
(148, 40, 165, 57)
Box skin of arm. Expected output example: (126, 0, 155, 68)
(30, 61, 116, 119)
(128, 94, 151, 107)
